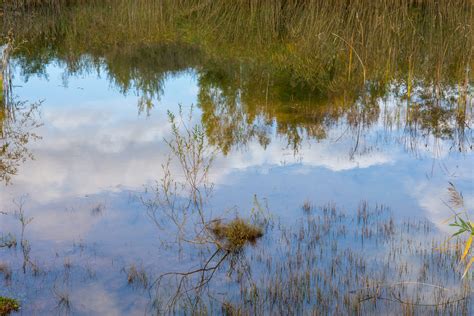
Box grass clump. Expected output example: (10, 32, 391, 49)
(0, 297, 20, 315)
(126, 264, 148, 289)
(301, 200, 313, 213)
(210, 218, 263, 252)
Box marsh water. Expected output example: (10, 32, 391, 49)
(0, 1, 473, 315)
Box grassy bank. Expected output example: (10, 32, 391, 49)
(2, 0, 472, 154)
(4, 0, 472, 86)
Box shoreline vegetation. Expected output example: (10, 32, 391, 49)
(2, 0, 472, 155)
(4, 0, 471, 86)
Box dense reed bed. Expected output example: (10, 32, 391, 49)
(4, 0, 471, 87)
(3, 0, 471, 156)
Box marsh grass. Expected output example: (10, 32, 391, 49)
(443, 182, 474, 278)
(126, 264, 149, 289)
(145, 201, 472, 314)
(233, 203, 472, 315)
(0, 297, 20, 316)
(301, 200, 313, 213)
(3, 1, 472, 156)
(6, 0, 471, 85)
(209, 218, 263, 252)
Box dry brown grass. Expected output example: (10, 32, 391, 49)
(126, 264, 148, 289)
(0, 297, 20, 316)
(210, 218, 263, 251)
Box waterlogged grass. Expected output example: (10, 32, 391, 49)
(225, 203, 471, 314)
(0, 184, 472, 314)
(126, 264, 149, 289)
(0, 297, 19, 316)
(210, 218, 263, 252)
(146, 202, 472, 314)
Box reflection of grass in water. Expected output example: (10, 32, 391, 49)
(5, 1, 471, 90)
(4, 1, 472, 156)
(147, 201, 472, 314)
(140, 107, 472, 313)
(230, 203, 471, 315)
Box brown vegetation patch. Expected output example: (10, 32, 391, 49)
(0, 297, 20, 316)
(210, 218, 263, 251)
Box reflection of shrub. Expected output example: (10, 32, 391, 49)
(0, 263, 12, 282)
(0, 297, 20, 316)
(0, 233, 16, 249)
(0, 100, 41, 185)
(210, 218, 263, 252)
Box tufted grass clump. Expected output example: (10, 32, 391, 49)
(0, 297, 20, 315)
(210, 218, 263, 252)
(126, 264, 148, 289)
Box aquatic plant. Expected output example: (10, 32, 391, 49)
(0, 297, 20, 316)
(209, 218, 263, 252)
(301, 200, 313, 213)
(445, 182, 473, 278)
(141, 107, 268, 312)
(146, 201, 472, 314)
(126, 264, 149, 289)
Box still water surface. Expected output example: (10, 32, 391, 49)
(0, 60, 471, 314)
(0, 2, 473, 314)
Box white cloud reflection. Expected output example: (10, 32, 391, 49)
(2, 66, 471, 246)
